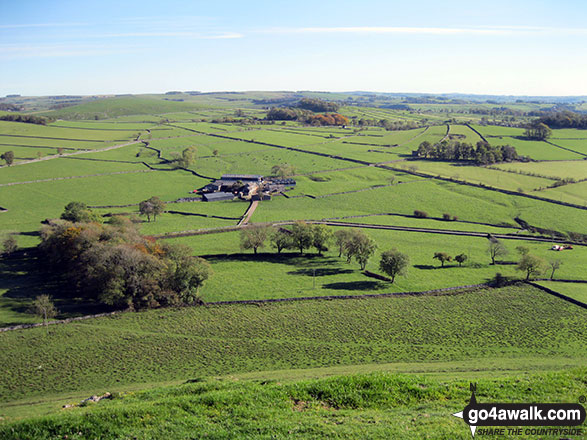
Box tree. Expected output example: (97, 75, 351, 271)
(162, 243, 211, 304)
(454, 253, 468, 267)
(515, 245, 530, 256)
(271, 163, 296, 178)
(171, 146, 197, 168)
(139, 196, 165, 222)
(2, 236, 17, 256)
(433, 252, 452, 267)
(290, 221, 314, 254)
(517, 254, 546, 280)
(488, 240, 508, 265)
(334, 229, 354, 258)
(1, 150, 14, 166)
(548, 260, 561, 280)
(270, 227, 292, 253)
(61, 202, 100, 223)
(379, 249, 409, 283)
(240, 225, 269, 254)
(29, 295, 58, 333)
(311, 224, 332, 256)
(344, 230, 377, 270)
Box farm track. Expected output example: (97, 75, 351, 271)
(238, 200, 259, 226)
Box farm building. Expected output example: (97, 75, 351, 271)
(203, 192, 235, 202)
(221, 174, 263, 183)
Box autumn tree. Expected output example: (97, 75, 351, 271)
(379, 249, 409, 283)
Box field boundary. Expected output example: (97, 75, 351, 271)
(0, 283, 493, 332)
(525, 281, 587, 309)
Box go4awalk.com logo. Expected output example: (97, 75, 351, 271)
(452, 383, 586, 438)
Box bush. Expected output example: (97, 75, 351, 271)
(414, 210, 428, 218)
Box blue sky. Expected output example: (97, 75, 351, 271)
(1, 0, 586, 96)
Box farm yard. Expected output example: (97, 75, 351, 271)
(0, 92, 586, 436)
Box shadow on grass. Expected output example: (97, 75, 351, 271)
(203, 252, 341, 268)
(287, 268, 354, 277)
(0, 248, 115, 324)
(321, 281, 387, 291)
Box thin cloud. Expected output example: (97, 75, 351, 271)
(0, 43, 144, 60)
(260, 25, 587, 36)
(98, 31, 243, 39)
(0, 22, 88, 29)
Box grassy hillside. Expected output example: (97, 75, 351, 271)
(1, 368, 585, 439)
(40, 96, 216, 120)
(0, 284, 585, 406)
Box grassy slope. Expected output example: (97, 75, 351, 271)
(1, 368, 585, 439)
(0, 285, 585, 405)
(40, 96, 215, 120)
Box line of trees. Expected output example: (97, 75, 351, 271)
(536, 111, 587, 129)
(0, 114, 49, 125)
(413, 140, 520, 164)
(240, 223, 408, 281)
(39, 204, 212, 310)
(297, 98, 340, 112)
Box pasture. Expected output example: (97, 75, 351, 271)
(0, 94, 586, 436)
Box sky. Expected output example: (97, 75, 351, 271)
(1, 0, 587, 97)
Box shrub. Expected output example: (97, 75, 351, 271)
(414, 210, 428, 218)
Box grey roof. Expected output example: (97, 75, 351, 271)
(203, 192, 234, 202)
(221, 174, 263, 181)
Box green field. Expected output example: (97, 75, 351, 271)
(0, 284, 585, 406)
(1, 94, 586, 437)
(1, 368, 585, 439)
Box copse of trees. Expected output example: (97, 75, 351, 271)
(341, 229, 377, 270)
(266, 107, 349, 126)
(39, 217, 211, 310)
(61, 201, 101, 223)
(413, 140, 519, 165)
(271, 163, 296, 178)
(297, 97, 340, 113)
(171, 146, 197, 169)
(536, 111, 587, 129)
(139, 196, 165, 222)
(0, 114, 49, 125)
(524, 120, 552, 140)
